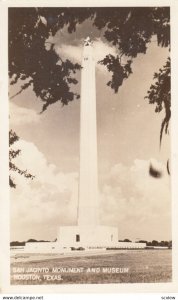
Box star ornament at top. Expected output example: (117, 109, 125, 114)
(84, 36, 92, 46)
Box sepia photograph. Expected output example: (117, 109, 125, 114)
(7, 5, 173, 287)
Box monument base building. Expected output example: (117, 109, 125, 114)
(58, 225, 118, 248)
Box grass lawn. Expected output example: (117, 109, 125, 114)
(11, 249, 172, 285)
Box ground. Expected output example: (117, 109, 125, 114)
(10, 249, 172, 285)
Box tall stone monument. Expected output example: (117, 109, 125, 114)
(78, 36, 99, 226)
(58, 37, 118, 248)
(23, 37, 146, 253)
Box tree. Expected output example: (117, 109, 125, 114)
(123, 238, 132, 242)
(26, 239, 38, 243)
(9, 8, 81, 112)
(10, 241, 25, 246)
(168, 240, 172, 249)
(145, 57, 170, 145)
(137, 240, 147, 244)
(9, 7, 170, 123)
(9, 129, 34, 188)
(9, 8, 170, 184)
(151, 240, 159, 246)
(159, 240, 169, 247)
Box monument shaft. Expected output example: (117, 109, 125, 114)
(78, 40, 99, 226)
(58, 38, 118, 248)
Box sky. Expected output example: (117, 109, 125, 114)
(9, 15, 171, 242)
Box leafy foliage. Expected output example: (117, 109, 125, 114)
(9, 130, 35, 188)
(9, 8, 81, 112)
(9, 7, 170, 95)
(145, 57, 170, 144)
(9, 7, 170, 136)
(99, 55, 132, 93)
(92, 7, 170, 142)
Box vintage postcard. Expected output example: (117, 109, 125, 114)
(0, 0, 178, 294)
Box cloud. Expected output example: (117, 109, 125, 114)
(93, 39, 117, 62)
(10, 102, 41, 126)
(100, 159, 171, 241)
(10, 141, 171, 242)
(10, 140, 78, 241)
(55, 38, 117, 73)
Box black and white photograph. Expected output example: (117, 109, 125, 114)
(2, 2, 176, 291)
(8, 5, 171, 286)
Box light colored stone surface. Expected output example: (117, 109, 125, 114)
(58, 225, 118, 248)
(57, 40, 120, 249)
(78, 39, 99, 226)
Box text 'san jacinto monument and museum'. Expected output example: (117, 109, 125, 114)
(25, 38, 146, 252)
(58, 37, 118, 248)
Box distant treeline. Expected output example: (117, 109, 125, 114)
(10, 238, 172, 248)
(118, 239, 172, 248)
(10, 239, 51, 246)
